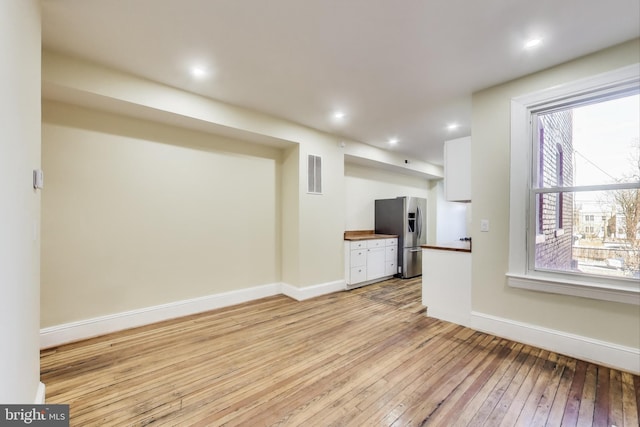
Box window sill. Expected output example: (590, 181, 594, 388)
(506, 272, 640, 305)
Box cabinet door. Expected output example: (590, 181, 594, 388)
(444, 136, 471, 202)
(366, 247, 385, 280)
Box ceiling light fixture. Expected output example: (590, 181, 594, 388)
(388, 138, 399, 145)
(191, 67, 207, 78)
(524, 38, 543, 49)
(333, 111, 346, 119)
(447, 123, 459, 131)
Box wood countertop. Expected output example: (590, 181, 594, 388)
(421, 241, 472, 253)
(344, 230, 398, 241)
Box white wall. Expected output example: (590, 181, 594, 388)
(42, 51, 350, 292)
(343, 163, 467, 245)
(281, 145, 300, 286)
(471, 39, 640, 349)
(0, 0, 42, 403)
(298, 141, 346, 287)
(344, 162, 431, 230)
(434, 180, 469, 244)
(41, 101, 282, 327)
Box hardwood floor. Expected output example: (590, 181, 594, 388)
(41, 278, 640, 426)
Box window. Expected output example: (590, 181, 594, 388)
(508, 65, 640, 304)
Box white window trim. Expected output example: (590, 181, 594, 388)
(508, 63, 640, 305)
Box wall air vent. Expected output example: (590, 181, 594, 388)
(307, 154, 322, 194)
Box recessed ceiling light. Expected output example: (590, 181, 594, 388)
(388, 138, 399, 145)
(447, 123, 459, 131)
(191, 67, 208, 78)
(524, 38, 543, 49)
(330, 110, 348, 125)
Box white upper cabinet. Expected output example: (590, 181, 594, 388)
(444, 136, 471, 202)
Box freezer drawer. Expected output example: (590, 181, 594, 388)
(402, 247, 422, 278)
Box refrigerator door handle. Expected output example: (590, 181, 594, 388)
(416, 205, 422, 239)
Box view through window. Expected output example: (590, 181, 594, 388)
(532, 93, 640, 280)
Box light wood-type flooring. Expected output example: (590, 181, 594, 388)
(41, 278, 640, 426)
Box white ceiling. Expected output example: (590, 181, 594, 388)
(40, 0, 640, 165)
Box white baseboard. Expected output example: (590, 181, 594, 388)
(40, 282, 282, 349)
(35, 382, 45, 404)
(470, 311, 640, 375)
(40, 280, 348, 349)
(426, 307, 470, 328)
(282, 280, 345, 301)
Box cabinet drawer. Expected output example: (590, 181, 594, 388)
(385, 245, 396, 261)
(385, 261, 397, 276)
(385, 238, 398, 247)
(350, 266, 367, 284)
(366, 239, 385, 249)
(350, 241, 366, 250)
(350, 249, 366, 267)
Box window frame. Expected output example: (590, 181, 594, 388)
(535, 119, 546, 243)
(507, 64, 640, 305)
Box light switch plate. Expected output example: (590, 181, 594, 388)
(480, 219, 490, 232)
(33, 169, 44, 189)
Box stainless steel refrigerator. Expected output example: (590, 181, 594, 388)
(374, 196, 427, 278)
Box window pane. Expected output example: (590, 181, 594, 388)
(535, 190, 640, 279)
(535, 94, 640, 188)
(535, 110, 573, 189)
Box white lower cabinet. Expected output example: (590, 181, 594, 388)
(385, 241, 397, 276)
(421, 248, 471, 326)
(348, 246, 367, 284)
(366, 247, 385, 279)
(345, 237, 398, 289)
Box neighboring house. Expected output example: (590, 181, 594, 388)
(535, 110, 574, 271)
(575, 203, 633, 240)
(575, 202, 610, 239)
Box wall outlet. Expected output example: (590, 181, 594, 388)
(480, 219, 490, 232)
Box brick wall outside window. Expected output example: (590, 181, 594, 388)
(535, 111, 574, 271)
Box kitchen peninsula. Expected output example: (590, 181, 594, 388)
(421, 241, 472, 326)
